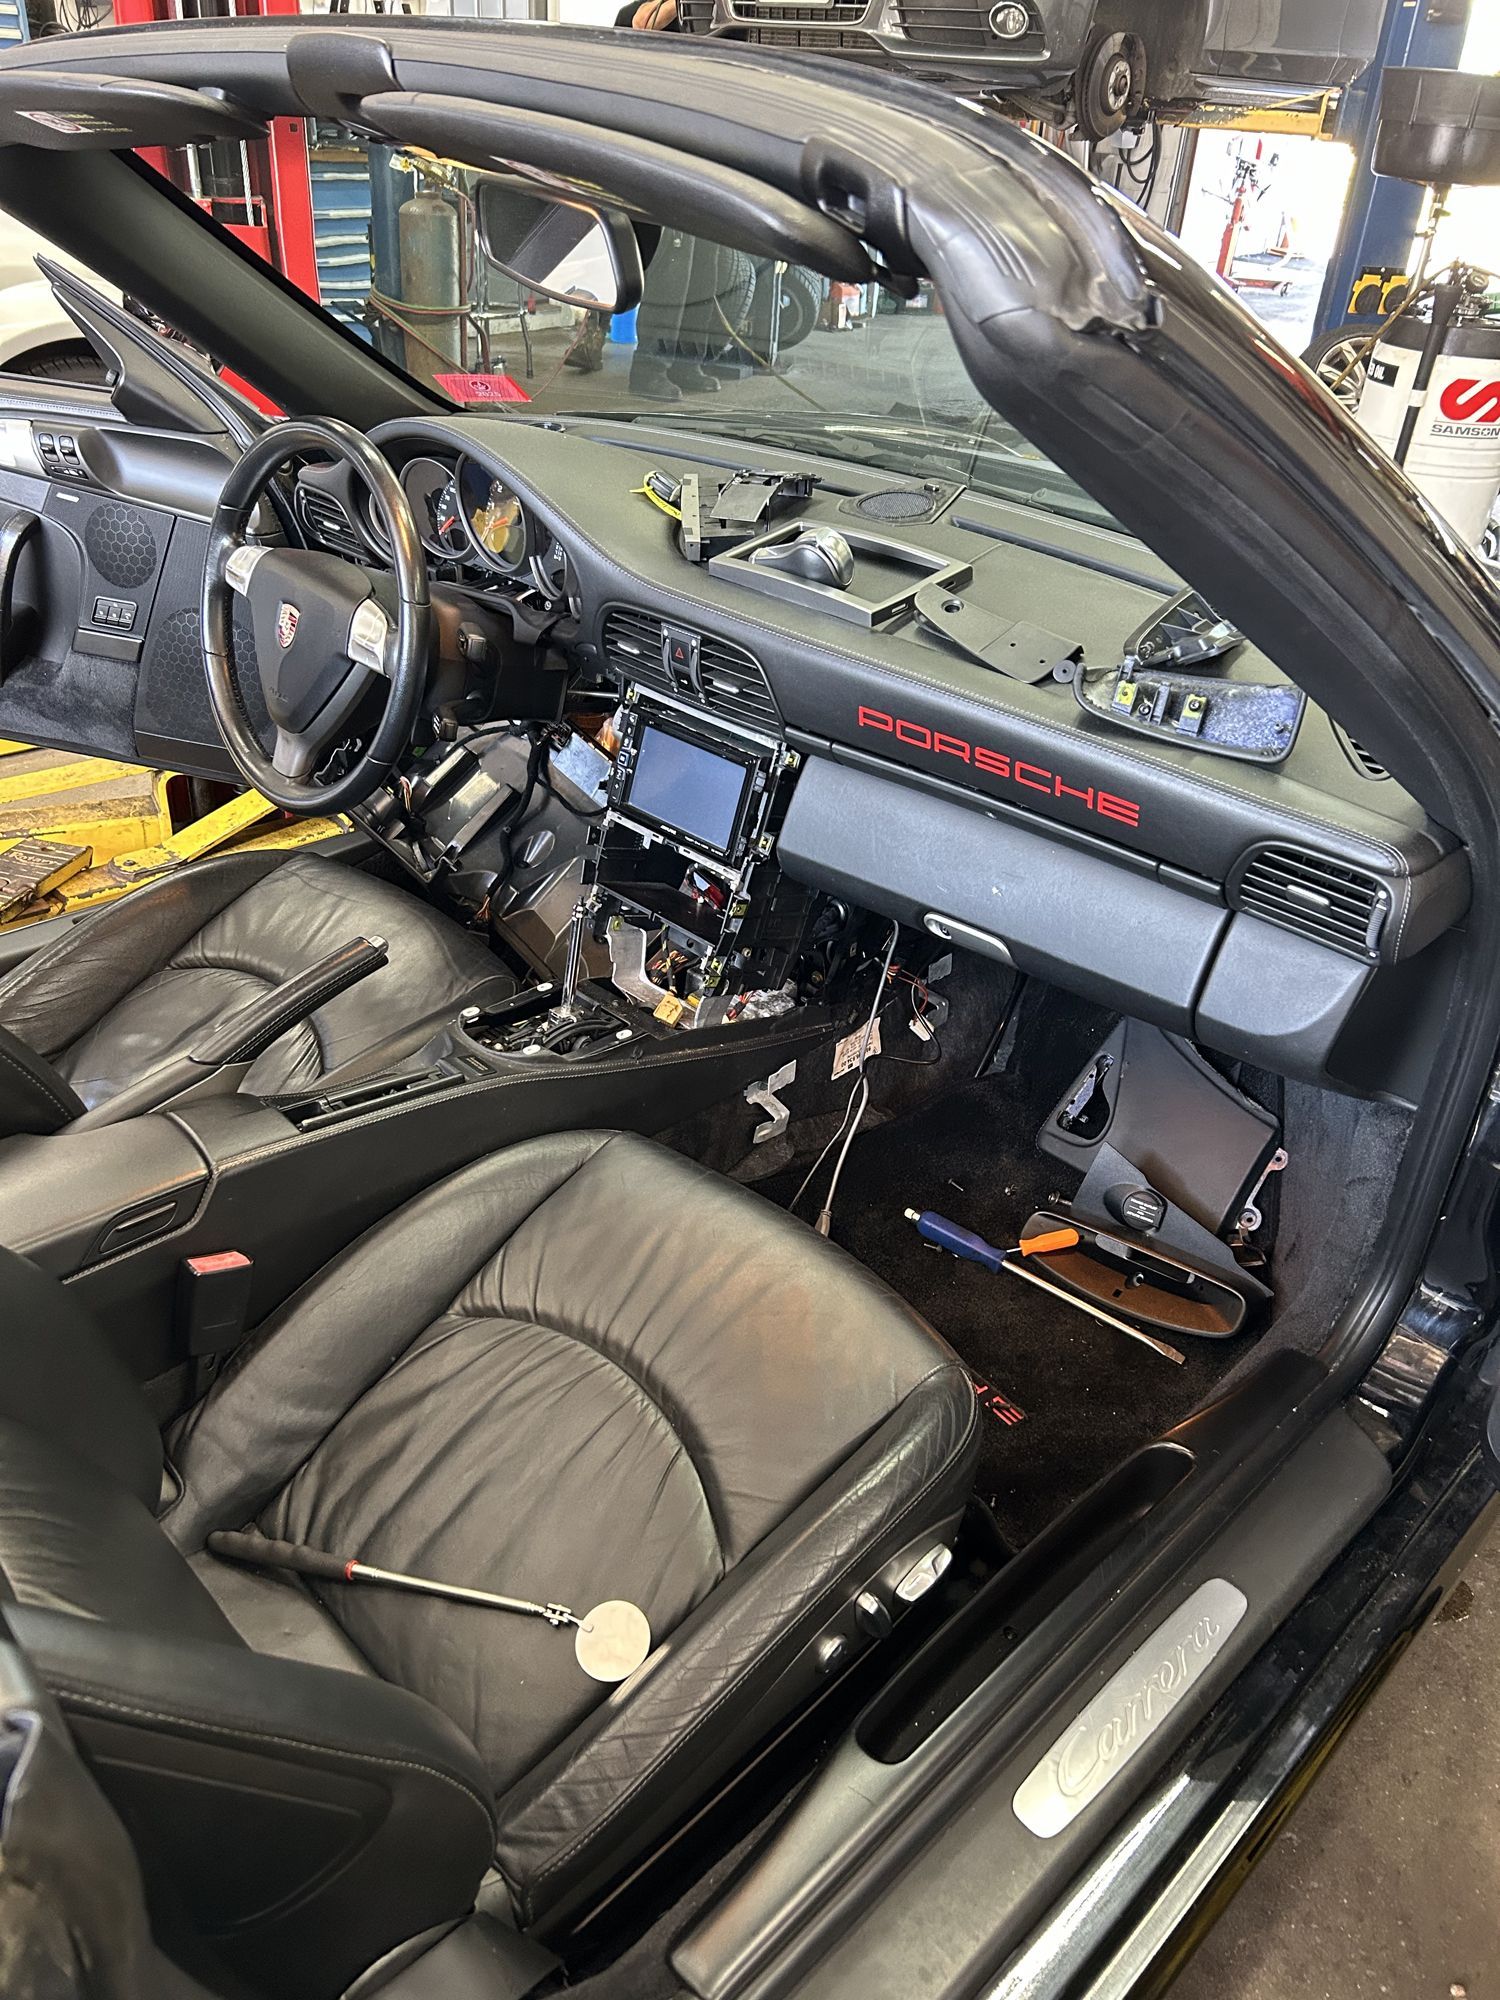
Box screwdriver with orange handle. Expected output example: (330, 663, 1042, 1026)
(902, 1208, 1184, 1364)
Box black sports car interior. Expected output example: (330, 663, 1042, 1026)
(0, 30, 1485, 2000)
(0, 355, 1447, 1994)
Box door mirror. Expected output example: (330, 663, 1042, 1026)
(476, 176, 643, 314)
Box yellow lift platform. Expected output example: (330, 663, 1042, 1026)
(0, 738, 347, 933)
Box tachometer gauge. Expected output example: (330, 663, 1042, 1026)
(401, 456, 471, 560)
(459, 458, 533, 572)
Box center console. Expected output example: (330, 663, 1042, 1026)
(574, 685, 814, 1024)
(0, 681, 855, 1378)
(0, 588, 885, 1389)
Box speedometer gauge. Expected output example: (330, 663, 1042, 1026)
(458, 458, 533, 572)
(401, 456, 471, 560)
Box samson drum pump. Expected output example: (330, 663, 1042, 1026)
(1348, 69, 1500, 551)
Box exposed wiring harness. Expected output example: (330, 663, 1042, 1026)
(791, 921, 900, 1237)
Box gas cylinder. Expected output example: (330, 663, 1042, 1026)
(397, 189, 463, 388)
(1355, 315, 1500, 548)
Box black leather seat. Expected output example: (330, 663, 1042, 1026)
(0, 1130, 977, 1996)
(0, 849, 511, 1134)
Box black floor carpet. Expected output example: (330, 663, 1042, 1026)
(760, 992, 1256, 1550)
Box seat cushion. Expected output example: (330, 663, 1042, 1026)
(165, 1131, 978, 1926)
(0, 848, 509, 1108)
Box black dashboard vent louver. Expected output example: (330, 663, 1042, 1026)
(1237, 845, 1388, 959)
(295, 486, 361, 558)
(602, 607, 780, 731)
(1335, 724, 1391, 781)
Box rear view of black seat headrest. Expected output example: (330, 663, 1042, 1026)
(0, 1246, 162, 1512)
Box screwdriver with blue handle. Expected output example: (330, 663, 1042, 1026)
(903, 1207, 1185, 1364)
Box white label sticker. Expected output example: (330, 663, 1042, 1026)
(1013, 1577, 1248, 1838)
(831, 1018, 881, 1080)
(15, 109, 130, 134)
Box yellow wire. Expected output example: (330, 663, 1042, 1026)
(633, 483, 682, 521)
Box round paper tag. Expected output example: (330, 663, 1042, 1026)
(575, 1600, 652, 1683)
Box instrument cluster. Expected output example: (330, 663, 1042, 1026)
(355, 448, 571, 600)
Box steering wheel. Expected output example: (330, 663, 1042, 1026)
(202, 417, 431, 813)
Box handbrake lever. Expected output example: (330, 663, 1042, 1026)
(69, 934, 390, 1131)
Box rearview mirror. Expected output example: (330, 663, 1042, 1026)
(476, 176, 643, 315)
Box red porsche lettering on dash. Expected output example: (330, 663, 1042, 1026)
(855, 706, 1142, 830)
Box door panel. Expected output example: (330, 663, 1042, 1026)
(0, 384, 253, 779)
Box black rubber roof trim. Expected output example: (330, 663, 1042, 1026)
(0, 17, 1153, 330)
(358, 90, 874, 283)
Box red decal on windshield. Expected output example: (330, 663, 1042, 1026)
(433, 371, 531, 404)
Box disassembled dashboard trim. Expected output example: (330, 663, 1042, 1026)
(279, 412, 1471, 1093)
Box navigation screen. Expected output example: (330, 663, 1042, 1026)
(627, 725, 751, 854)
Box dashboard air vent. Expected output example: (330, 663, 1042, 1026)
(602, 607, 780, 732)
(1335, 724, 1391, 781)
(1237, 845, 1389, 959)
(296, 485, 362, 558)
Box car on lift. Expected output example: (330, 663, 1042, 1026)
(0, 20, 1498, 2000)
(674, 0, 1386, 139)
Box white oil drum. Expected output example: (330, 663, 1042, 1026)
(1354, 316, 1500, 548)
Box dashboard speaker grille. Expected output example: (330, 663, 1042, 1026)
(843, 488, 938, 523)
(602, 607, 780, 731)
(1237, 845, 1388, 959)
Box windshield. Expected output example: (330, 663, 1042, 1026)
(147, 120, 1120, 533)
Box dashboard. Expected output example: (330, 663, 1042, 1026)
(294, 409, 1470, 1102)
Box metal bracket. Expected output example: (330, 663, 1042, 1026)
(1235, 1146, 1289, 1235)
(745, 1060, 797, 1145)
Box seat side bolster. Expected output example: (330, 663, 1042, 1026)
(0, 1026, 84, 1136)
(493, 1360, 979, 1933)
(12, 1603, 497, 1996)
(0, 851, 289, 1059)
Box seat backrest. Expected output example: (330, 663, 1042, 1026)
(0, 1247, 495, 1999)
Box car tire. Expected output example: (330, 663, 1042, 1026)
(1075, 30, 1146, 141)
(9, 340, 109, 386)
(777, 267, 824, 349)
(1303, 320, 1375, 415)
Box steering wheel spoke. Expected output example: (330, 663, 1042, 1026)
(271, 725, 320, 782)
(201, 417, 430, 814)
(348, 598, 394, 679)
(223, 540, 269, 596)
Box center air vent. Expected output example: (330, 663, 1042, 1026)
(602, 607, 780, 732)
(295, 485, 362, 558)
(1236, 845, 1389, 959)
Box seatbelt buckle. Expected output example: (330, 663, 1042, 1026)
(178, 1250, 254, 1361)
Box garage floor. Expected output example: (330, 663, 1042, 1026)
(1172, 1534, 1500, 2000)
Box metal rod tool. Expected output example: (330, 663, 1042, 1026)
(207, 1531, 651, 1682)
